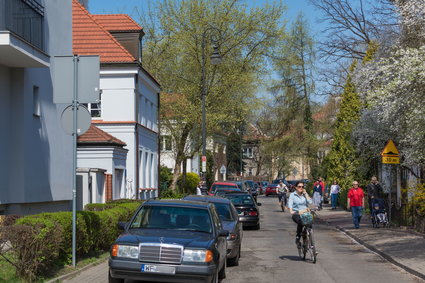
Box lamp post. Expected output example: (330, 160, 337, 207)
(201, 27, 222, 188)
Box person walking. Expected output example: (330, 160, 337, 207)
(312, 177, 325, 210)
(366, 176, 383, 214)
(330, 180, 340, 210)
(347, 181, 365, 229)
(196, 182, 203, 195)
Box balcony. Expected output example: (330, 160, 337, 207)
(0, 0, 49, 67)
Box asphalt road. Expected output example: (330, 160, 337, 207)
(63, 195, 423, 283)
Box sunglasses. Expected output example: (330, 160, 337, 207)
(297, 185, 304, 188)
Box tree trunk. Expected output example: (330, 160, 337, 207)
(171, 123, 193, 191)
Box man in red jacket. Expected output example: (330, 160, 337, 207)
(347, 181, 365, 229)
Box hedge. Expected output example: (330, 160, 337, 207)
(5, 201, 142, 280)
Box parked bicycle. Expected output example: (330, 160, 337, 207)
(297, 210, 318, 263)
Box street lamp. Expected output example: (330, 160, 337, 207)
(201, 27, 222, 187)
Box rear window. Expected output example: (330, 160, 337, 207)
(213, 203, 235, 221)
(211, 184, 237, 192)
(129, 205, 212, 233)
(225, 194, 254, 206)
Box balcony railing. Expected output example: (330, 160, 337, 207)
(0, 0, 44, 51)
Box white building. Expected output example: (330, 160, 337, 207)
(73, 1, 160, 200)
(0, 0, 74, 215)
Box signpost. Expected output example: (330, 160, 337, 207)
(380, 140, 400, 226)
(52, 55, 100, 267)
(220, 165, 226, 180)
(201, 155, 207, 173)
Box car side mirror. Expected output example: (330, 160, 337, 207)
(117, 221, 128, 230)
(218, 229, 229, 237)
(257, 203, 262, 206)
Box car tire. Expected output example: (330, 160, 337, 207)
(218, 257, 226, 279)
(108, 269, 124, 283)
(228, 246, 240, 266)
(254, 223, 260, 230)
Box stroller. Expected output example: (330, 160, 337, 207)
(371, 198, 388, 228)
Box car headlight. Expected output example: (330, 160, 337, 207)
(183, 249, 213, 262)
(111, 244, 139, 259)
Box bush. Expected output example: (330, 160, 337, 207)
(160, 166, 173, 190)
(177, 172, 200, 194)
(160, 189, 185, 199)
(8, 201, 141, 280)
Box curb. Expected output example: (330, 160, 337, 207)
(45, 257, 108, 283)
(336, 226, 425, 281)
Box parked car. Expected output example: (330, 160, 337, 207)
(209, 181, 240, 196)
(108, 199, 229, 283)
(222, 192, 261, 230)
(265, 184, 279, 196)
(255, 181, 264, 195)
(182, 195, 243, 266)
(261, 181, 269, 188)
(245, 180, 258, 201)
(227, 180, 249, 193)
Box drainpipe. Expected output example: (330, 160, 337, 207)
(135, 74, 140, 199)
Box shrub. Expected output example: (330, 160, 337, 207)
(160, 166, 173, 190)
(177, 172, 200, 194)
(160, 189, 185, 199)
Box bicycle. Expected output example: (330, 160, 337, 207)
(297, 210, 317, 263)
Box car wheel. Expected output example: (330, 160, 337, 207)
(228, 246, 240, 266)
(108, 269, 124, 283)
(254, 223, 260, 230)
(218, 257, 226, 279)
(211, 268, 219, 283)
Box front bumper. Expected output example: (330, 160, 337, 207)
(109, 258, 216, 283)
(226, 239, 240, 259)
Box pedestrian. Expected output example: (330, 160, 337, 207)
(196, 181, 203, 195)
(312, 177, 324, 210)
(347, 181, 365, 229)
(330, 180, 340, 210)
(366, 176, 383, 214)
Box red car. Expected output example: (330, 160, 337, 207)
(208, 181, 240, 196)
(265, 184, 279, 196)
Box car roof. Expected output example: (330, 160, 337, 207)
(221, 191, 251, 196)
(145, 199, 211, 209)
(212, 182, 237, 186)
(183, 195, 232, 204)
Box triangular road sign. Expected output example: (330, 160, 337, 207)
(381, 140, 399, 156)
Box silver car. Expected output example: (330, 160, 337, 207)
(183, 195, 243, 266)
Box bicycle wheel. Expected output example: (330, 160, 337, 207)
(308, 229, 317, 263)
(302, 235, 308, 260)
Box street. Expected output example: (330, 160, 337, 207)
(62, 195, 422, 283)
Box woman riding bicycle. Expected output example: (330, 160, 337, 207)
(288, 181, 312, 246)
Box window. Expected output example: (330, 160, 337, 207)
(248, 168, 253, 176)
(33, 86, 40, 117)
(160, 136, 172, 152)
(243, 147, 253, 158)
(82, 94, 101, 118)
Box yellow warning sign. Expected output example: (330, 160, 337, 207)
(381, 140, 400, 164)
(381, 140, 399, 156)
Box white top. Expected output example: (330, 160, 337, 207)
(330, 184, 340, 194)
(196, 186, 202, 195)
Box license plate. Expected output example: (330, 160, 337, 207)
(141, 264, 175, 274)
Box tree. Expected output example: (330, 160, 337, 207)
(141, 0, 286, 190)
(325, 62, 361, 207)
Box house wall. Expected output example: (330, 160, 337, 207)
(0, 0, 73, 214)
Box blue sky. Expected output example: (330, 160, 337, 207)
(88, 0, 326, 102)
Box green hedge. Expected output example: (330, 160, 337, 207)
(7, 201, 142, 279)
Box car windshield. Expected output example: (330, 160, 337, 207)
(225, 194, 254, 206)
(213, 203, 235, 221)
(129, 206, 212, 233)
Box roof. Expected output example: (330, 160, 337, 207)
(145, 199, 211, 209)
(72, 0, 136, 63)
(92, 14, 142, 31)
(182, 195, 232, 204)
(77, 125, 126, 146)
(212, 182, 238, 187)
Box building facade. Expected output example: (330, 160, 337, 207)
(0, 0, 74, 214)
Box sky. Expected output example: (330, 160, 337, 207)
(88, 0, 326, 102)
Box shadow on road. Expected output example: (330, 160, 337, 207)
(279, 255, 303, 261)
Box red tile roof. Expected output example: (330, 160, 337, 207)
(72, 0, 135, 63)
(92, 14, 142, 31)
(78, 125, 126, 146)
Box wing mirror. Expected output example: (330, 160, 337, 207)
(117, 221, 128, 230)
(257, 203, 262, 206)
(218, 229, 230, 237)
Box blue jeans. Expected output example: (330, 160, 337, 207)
(331, 194, 338, 208)
(351, 206, 363, 228)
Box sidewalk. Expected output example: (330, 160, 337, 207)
(315, 204, 425, 280)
